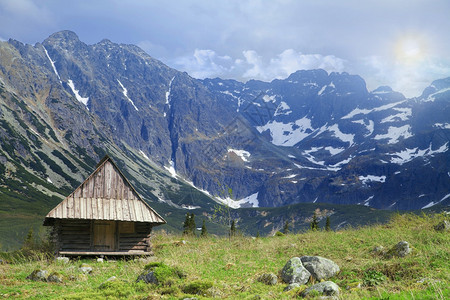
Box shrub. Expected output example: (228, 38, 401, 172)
(182, 280, 213, 295)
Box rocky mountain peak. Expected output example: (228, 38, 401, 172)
(43, 30, 82, 48)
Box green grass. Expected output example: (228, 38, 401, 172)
(1, 213, 448, 299)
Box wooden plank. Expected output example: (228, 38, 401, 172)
(91, 196, 98, 219)
(103, 198, 110, 220)
(80, 197, 85, 219)
(74, 196, 79, 219)
(110, 198, 116, 220)
(86, 198, 92, 219)
(95, 167, 103, 198)
(128, 199, 136, 221)
(88, 172, 95, 198)
(106, 161, 112, 199)
(116, 198, 123, 220)
(97, 198, 103, 220)
(58, 251, 148, 256)
(134, 200, 143, 222)
(122, 195, 130, 221)
(66, 195, 73, 219)
(112, 167, 118, 199)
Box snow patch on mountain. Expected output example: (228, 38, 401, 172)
(422, 193, 450, 209)
(164, 160, 177, 178)
(262, 95, 276, 102)
(67, 79, 89, 108)
(324, 146, 345, 155)
(216, 192, 259, 208)
(361, 195, 374, 206)
(380, 107, 412, 123)
(424, 87, 450, 102)
(342, 100, 407, 119)
(274, 101, 292, 116)
(166, 76, 175, 105)
(317, 82, 335, 96)
(228, 149, 251, 162)
(43, 46, 61, 82)
(118, 80, 139, 111)
(256, 117, 314, 146)
(389, 142, 449, 165)
(139, 150, 150, 161)
(359, 175, 386, 184)
(328, 124, 354, 145)
(352, 119, 374, 136)
(434, 123, 450, 129)
(374, 125, 412, 144)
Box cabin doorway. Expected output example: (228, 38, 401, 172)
(93, 220, 116, 251)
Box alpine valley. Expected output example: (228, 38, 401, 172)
(0, 31, 449, 248)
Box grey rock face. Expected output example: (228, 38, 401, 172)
(300, 281, 340, 298)
(79, 263, 93, 274)
(136, 270, 159, 284)
(434, 220, 450, 232)
(26, 269, 48, 281)
(300, 256, 340, 280)
(256, 273, 278, 285)
(56, 257, 70, 264)
(371, 245, 386, 256)
(281, 257, 311, 284)
(47, 272, 63, 283)
(385, 241, 412, 258)
(283, 283, 301, 292)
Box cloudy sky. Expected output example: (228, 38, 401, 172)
(1, 0, 449, 97)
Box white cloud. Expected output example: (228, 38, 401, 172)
(173, 49, 235, 79)
(360, 55, 450, 98)
(172, 48, 346, 82)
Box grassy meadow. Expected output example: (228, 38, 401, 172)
(0, 213, 448, 299)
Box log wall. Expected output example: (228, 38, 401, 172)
(54, 220, 153, 254)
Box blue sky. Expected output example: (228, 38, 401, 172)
(1, 0, 449, 97)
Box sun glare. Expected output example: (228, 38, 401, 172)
(394, 35, 426, 64)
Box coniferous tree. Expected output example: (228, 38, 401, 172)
(311, 212, 319, 231)
(230, 219, 236, 237)
(201, 219, 208, 237)
(23, 227, 35, 250)
(325, 216, 331, 231)
(256, 231, 260, 238)
(282, 220, 290, 234)
(182, 213, 191, 235)
(189, 213, 196, 235)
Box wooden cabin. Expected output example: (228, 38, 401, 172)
(43, 155, 166, 256)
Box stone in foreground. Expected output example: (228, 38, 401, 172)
(300, 281, 340, 298)
(257, 273, 278, 285)
(385, 241, 411, 258)
(281, 257, 311, 284)
(26, 270, 48, 281)
(300, 256, 340, 281)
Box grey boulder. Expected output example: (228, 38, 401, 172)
(300, 256, 340, 281)
(281, 257, 311, 285)
(26, 270, 48, 281)
(300, 281, 340, 298)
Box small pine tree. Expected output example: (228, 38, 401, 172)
(325, 216, 331, 231)
(23, 227, 35, 250)
(230, 219, 236, 237)
(189, 213, 196, 236)
(182, 213, 191, 235)
(282, 220, 290, 234)
(311, 212, 319, 231)
(201, 219, 208, 237)
(256, 231, 260, 238)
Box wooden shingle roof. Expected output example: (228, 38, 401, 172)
(44, 155, 166, 225)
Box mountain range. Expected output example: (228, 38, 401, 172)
(0, 31, 449, 247)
